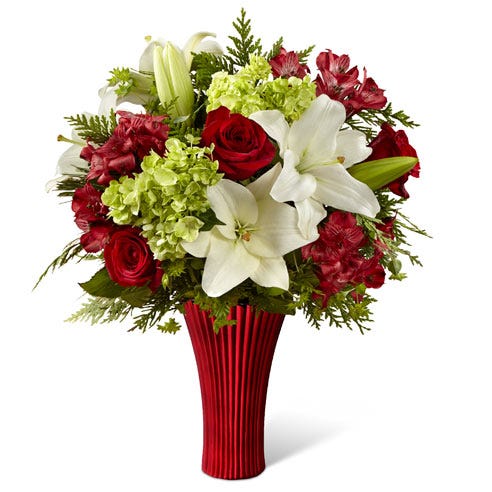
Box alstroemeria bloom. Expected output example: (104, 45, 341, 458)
(249, 94, 380, 238)
(181, 164, 315, 297)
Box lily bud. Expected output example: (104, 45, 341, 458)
(153, 42, 194, 120)
(348, 156, 418, 191)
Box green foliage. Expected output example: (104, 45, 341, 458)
(65, 111, 117, 145)
(357, 190, 430, 279)
(53, 174, 88, 198)
(227, 8, 263, 67)
(157, 318, 181, 334)
(66, 296, 133, 325)
(346, 102, 419, 141)
(79, 267, 153, 307)
(191, 52, 235, 92)
(34, 240, 86, 290)
(79, 268, 124, 298)
(108, 67, 135, 97)
(296, 45, 315, 65)
(264, 37, 284, 60)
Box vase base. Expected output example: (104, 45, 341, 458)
(202, 464, 265, 480)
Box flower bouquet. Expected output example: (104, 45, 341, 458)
(39, 9, 427, 479)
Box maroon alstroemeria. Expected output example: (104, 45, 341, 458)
(269, 48, 309, 78)
(72, 183, 115, 252)
(302, 211, 386, 305)
(315, 50, 386, 117)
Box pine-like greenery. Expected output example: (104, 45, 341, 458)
(346, 103, 419, 141)
(65, 111, 117, 144)
(227, 8, 263, 67)
(34, 240, 87, 290)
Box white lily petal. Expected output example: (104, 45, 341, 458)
(270, 150, 316, 202)
(295, 198, 326, 240)
(98, 85, 119, 115)
(195, 39, 223, 55)
(247, 163, 282, 201)
(182, 32, 218, 69)
(207, 179, 258, 226)
(336, 129, 372, 168)
(250, 257, 289, 291)
(202, 234, 259, 297)
(289, 94, 346, 167)
(181, 230, 212, 257)
(216, 224, 236, 240)
(246, 199, 314, 257)
(311, 164, 380, 217)
(249, 109, 289, 156)
(139, 37, 166, 72)
(56, 144, 88, 175)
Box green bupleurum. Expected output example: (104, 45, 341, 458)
(101, 137, 221, 261)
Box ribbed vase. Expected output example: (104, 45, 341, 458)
(184, 301, 284, 480)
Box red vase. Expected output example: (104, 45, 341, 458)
(184, 301, 284, 479)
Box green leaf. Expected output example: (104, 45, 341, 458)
(157, 318, 181, 334)
(348, 157, 418, 190)
(199, 208, 225, 231)
(121, 287, 152, 307)
(79, 268, 124, 298)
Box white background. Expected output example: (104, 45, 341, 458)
(1, 0, 490, 490)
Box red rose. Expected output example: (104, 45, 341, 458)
(201, 107, 276, 181)
(104, 227, 162, 289)
(369, 123, 420, 198)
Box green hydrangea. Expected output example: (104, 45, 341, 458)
(206, 55, 316, 122)
(101, 137, 221, 261)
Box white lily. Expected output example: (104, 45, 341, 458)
(181, 164, 315, 297)
(249, 94, 380, 238)
(99, 32, 221, 114)
(46, 130, 88, 192)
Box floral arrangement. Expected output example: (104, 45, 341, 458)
(39, 10, 427, 333)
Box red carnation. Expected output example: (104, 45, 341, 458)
(302, 211, 386, 305)
(84, 111, 169, 186)
(201, 107, 276, 181)
(269, 48, 309, 78)
(315, 50, 386, 117)
(72, 183, 115, 252)
(103, 227, 163, 290)
(368, 123, 420, 198)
